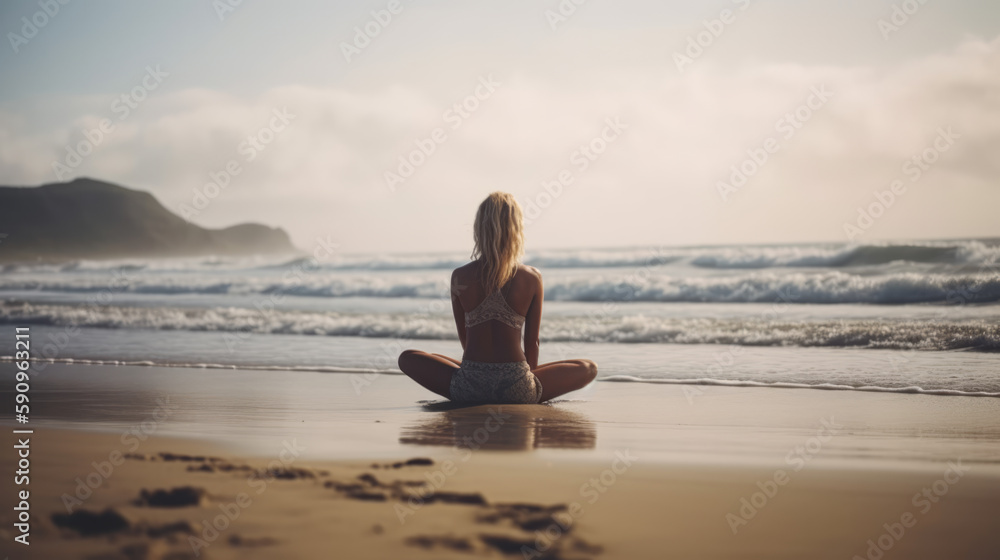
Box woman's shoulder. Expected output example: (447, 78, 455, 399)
(520, 263, 540, 275)
(516, 263, 542, 283)
(452, 261, 540, 286)
(452, 261, 478, 278)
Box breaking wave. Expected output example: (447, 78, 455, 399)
(2, 301, 997, 351)
(3, 240, 997, 273)
(3, 271, 998, 304)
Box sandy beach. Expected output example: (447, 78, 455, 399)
(4, 0, 1000, 557)
(2, 363, 999, 559)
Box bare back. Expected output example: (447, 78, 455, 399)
(451, 262, 542, 365)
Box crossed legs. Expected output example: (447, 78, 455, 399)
(397, 351, 459, 399)
(397, 350, 598, 402)
(531, 358, 599, 402)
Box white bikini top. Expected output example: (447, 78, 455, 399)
(464, 284, 526, 330)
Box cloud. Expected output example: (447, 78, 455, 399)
(1, 34, 998, 251)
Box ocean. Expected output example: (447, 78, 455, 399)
(2, 239, 999, 397)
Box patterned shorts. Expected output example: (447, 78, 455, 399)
(449, 360, 544, 404)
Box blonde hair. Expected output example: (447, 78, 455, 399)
(471, 192, 525, 293)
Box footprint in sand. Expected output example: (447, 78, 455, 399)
(402, 500, 604, 559)
(52, 508, 131, 536)
(52, 508, 200, 540)
(371, 457, 435, 469)
(135, 486, 208, 508)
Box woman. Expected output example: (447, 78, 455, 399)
(398, 192, 598, 404)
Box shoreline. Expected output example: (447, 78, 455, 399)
(2, 362, 999, 466)
(3, 355, 1000, 398)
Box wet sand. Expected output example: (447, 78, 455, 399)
(1, 363, 999, 558)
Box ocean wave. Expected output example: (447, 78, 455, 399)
(6, 240, 996, 273)
(2, 301, 997, 351)
(546, 272, 1000, 304)
(2, 271, 1000, 304)
(297, 240, 1000, 270)
(688, 242, 999, 269)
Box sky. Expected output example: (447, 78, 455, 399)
(1, 0, 999, 254)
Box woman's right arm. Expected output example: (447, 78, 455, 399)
(524, 269, 543, 370)
(451, 269, 468, 352)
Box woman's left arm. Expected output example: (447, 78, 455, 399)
(451, 269, 467, 351)
(524, 269, 543, 370)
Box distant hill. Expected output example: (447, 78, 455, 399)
(0, 178, 297, 262)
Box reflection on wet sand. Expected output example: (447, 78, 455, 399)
(399, 403, 597, 451)
(27, 389, 175, 424)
